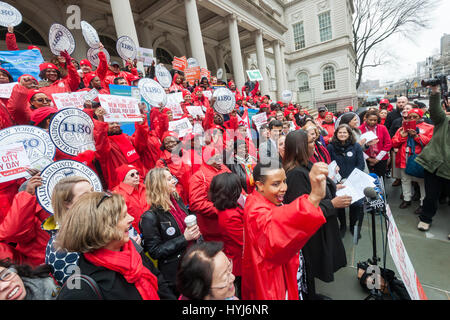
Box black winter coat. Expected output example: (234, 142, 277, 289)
(284, 163, 347, 283)
(139, 197, 190, 291)
(327, 141, 365, 179)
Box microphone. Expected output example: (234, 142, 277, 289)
(363, 187, 385, 212)
(369, 173, 385, 200)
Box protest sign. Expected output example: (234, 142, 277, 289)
(187, 57, 199, 68)
(184, 66, 201, 85)
(336, 168, 376, 204)
(252, 112, 268, 130)
(137, 47, 154, 66)
(213, 87, 235, 114)
(166, 92, 184, 119)
(0, 49, 44, 81)
(0, 82, 17, 98)
(138, 78, 167, 107)
(87, 47, 110, 67)
(0, 125, 55, 171)
(116, 36, 137, 61)
(0, 1, 22, 27)
(281, 90, 293, 103)
(49, 108, 96, 157)
(98, 94, 142, 123)
(0, 143, 30, 183)
(48, 23, 75, 56)
(52, 92, 88, 110)
(172, 56, 187, 71)
(81, 21, 100, 48)
(386, 206, 428, 300)
(156, 64, 172, 88)
(83, 88, 99, 102)
(246, 69, 263, 81)
(200, 68, 211, 81)
(217, 68, 224, 80)
(186, 106, 204, 118)
(169, 118, 193, 138)
(36, 160, 103, 215)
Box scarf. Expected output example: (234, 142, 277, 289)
(109, 134, 140, 163)
(331, 139, 352, 156)
(311, 142, 331, 164)
(84, 241, 160, 300)
(170, 196, 187, 234)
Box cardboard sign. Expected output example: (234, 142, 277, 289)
(155, 64, 172, 88)
(186, 106, 204, 118)
(386, 206, 428, 300)
(0, 1, 21, 27)
(87, 47, 110, 67)
(169, 118, 193, 138)
(252, 112, 268, 129)
(200, 68, 211, 81)
(213, 87, 235, 114)
(81, 20, 100, 49)
(184, 66, 201, 85)
(172, 56, 187, 71)
(187, 57, 199, 68)
(138, 78, 167, 107)
(0, 143, 30, 183)
(52, 92, 88, 110)
(0, 82, 17, 98)
(166, 92, 184, 119)
(48, 23, 75, 56)
(282, 90, 293, 103)
(98, 94, 142, 123)
(116, 36, 137, 61)
(137, 47, 154, 66)
(246, 69, 263, 81)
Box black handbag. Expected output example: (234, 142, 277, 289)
(57, 274, 103, 300)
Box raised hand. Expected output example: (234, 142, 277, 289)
(308, 162, 329, 207)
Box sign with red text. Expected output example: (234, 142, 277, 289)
(52, 92, 88, 110)
(169, 118, 193, 138)
(172, 56, 187, 71)
(252, 112, 268, 130)
(0, 82, 17, 98)
(98, 94, 142, 123)
(0, 143, 31, 183)
(200, 68, 211, 81)
(166, 92, 184, 119)
(184, 66, 201, 85)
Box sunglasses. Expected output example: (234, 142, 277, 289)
(96, 192, 112, 209)
(34, 98, 52, 103)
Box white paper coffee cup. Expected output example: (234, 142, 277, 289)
(184, 215, 197, 228)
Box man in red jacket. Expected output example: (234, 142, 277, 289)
(189, 146, 231, 242)
(241, 160, 327, 300)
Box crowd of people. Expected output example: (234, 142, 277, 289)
(0, 26, 449, 301)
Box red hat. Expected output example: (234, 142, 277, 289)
(18, 74, 38, 83)
(228, 81, 235, 87)
(30, 107, 58, 126)
(182, 90, 192, 98)
(325, 112, 334, 117)
(379, 99, 389, 105)
(162, 108, 172, 115)
(0, 68, 13, 82)
(39, 63, 58, 72)
(161, 131, 179, 142)
(277, 101, 284, 106)
(194, 86, 203, 93)
(202, 146, 220, 163)
(129, 75, 140, 83)
(80, 59, 92, 68)
(345, 106, 354, 111)
(115, 164, 138, 183)
(260, 103, 269, 109)
(74, 150, 95, 166)
(84, 72, 97, 85)
(27, 89, 45, 103)
(28, 45, 41, 52)
(408, 108, 424, 118)
(235, 94, 243, 102)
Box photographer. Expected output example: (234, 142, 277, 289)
(415, 85, 450, 240)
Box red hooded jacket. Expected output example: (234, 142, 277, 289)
(112, 182, 149, 232)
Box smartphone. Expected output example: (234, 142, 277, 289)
(402, 120, 416, 131)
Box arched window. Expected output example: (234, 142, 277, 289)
(323, 66, 336, 90)
(0, 22, 46, 46)
(156, 48, 173, 65)
(99, 35, 119, 57)
(297, 72, 309, 92)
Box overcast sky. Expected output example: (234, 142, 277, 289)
(361, 0, 449, 85)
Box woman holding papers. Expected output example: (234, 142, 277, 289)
(283, 130, 348, 300)
(327, 124, 365, 238)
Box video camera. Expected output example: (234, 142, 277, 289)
(422, 74, 449, 109)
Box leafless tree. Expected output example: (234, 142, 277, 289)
(353, 0, 438, 89)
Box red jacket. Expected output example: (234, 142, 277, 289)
(1, 84, 31, 126)
(321, 121, 335, 145)
(241, 191, 326, 300)
(113, 182, 149, 232)
(156, 150, 192, 204)
(359, 123, 392, 161)
(391, 122, 434, 169)
(0, 180, 21, 223)
(218, 206, 244, 277)
(40, 62, 81, 99)
(188, 163, 231, 242)
(5, 32, 19, 51)
(104, 68, 138, 87)
(181, 147, 203, 176)
(0, 100, 13, 130)
(82, 51, 108, 88)
(0, 192, 50, 266)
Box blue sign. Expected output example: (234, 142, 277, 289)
(0, 49, 44, 81)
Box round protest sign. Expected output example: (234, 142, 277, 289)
(138, 78, 167, 107)
(0, 1, 22, 27)
(116, 36, 137, 61)
(49, 108, 96, 157)
(0, 125, 55, 171)
(49, 23, 75, 56)
(217, 68, 223, 80)
(281, 90, 293, 104)
(155, 64, 172, 88)
(36, 160, 103, 214)
(87, 47, 110, 67)
(81, 20, 100, 49)
(213, 88, 236, 114)
(187, 57, 199, 69)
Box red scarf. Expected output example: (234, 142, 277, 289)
(109, 134, 140, 163)
(170, 196, 187, 234)
(84, 241, 160, 300)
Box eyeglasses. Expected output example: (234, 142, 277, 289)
(210, 258, 234, 290)
(0, 267, 17, 282)
(96, 192, 112, 209)
(34, 98, 52, 103)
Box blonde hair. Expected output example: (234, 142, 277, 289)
(145, 168, 178, 212)
(55, 192, 126, 253)
(51, 176, 90, 225)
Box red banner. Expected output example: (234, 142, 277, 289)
(172, 56, 187, 71)
(184, 66, 201, 85)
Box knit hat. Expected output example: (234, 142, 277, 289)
(115, 164, 138, 183)
(28, 45, 41, 52)
(27, 89, 45, 103)
(39, 63, 58, 72)
(379, 99, 389, 105)
(84, 72, 97, 86)
(80, 59, 92, 68)
(30, 107, 58, 126)
(74, 150, 95, 166)
(182, 90, 192, 99)
(0, 68, 13, 82)
(408, 108, 424, 118)
(161, 131, 179, 143)
(18, 74, 38, 84)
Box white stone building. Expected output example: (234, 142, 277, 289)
(0, 0, 357, 112)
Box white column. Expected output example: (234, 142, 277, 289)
(281, 44, 289, 90)
(228, 14, 246, 91)
(273, 40, 284, 99)
(184, 0, 208, 68)
(254, 30, 269, 94)
(109, 0, 144, 71)
(215, 45, 227, 82)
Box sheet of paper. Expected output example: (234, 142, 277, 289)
(336, 168, 376, 204)
(328, 161, 342, 184)
(360, 131, 378, 143)
(186, 106, 204, 118)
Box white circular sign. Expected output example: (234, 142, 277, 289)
(281, 90, 293, 104)
(187, 58, 199, 69)
(36, 160, 103, 214)
(81, 20, 100, 49)
(217, 68, 223, 80)
(155, 64, 172, 89)
(213, 88, 236, 114)
(49, 23, 75, 56)
(87, 47, 110, 67)
(116, 36, 137, 61)
(49, 108, 96, 157)
(0, 125, 55, 171)
(0, 1, 22, 27)
(138, 78, 167, 107)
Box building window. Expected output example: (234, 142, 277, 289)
(318, 11, 332, 42)
(293, 22, 305, 50)
(323, 66, 336, 91)
(325, 103, 337, 113)
(297, 72, 309, 92)
(156, 48, 173, 65)
(99, 35, 119, 58)
(0, 23, 46, 46)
